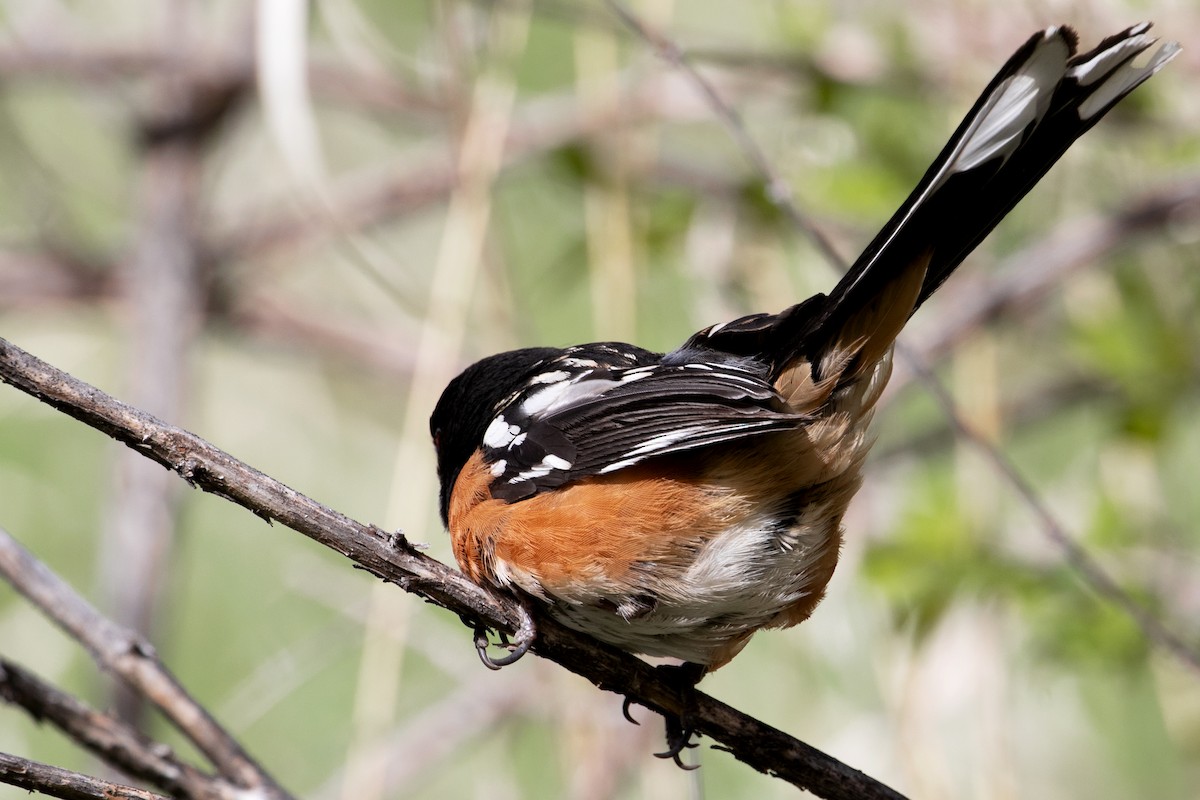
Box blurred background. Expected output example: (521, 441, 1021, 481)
(1, 1, 1198, 798)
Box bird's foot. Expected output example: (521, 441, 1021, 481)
(624, 661, 707, 769)
(472, 599, 536, 670)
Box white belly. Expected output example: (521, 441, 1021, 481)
(542, 499, 847, 665)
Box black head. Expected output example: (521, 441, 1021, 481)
(430, 347, 562, 526)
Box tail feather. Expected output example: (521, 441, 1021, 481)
(811, 23, 1179, 372)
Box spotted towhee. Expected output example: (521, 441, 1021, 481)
(430, 21, 1177, 747)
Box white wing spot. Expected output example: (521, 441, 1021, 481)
(520, 382, 575, 416)
(490, 459, 507, 477)
(530, 370, 571, 384)
(542, 454, 572, 470)
(522, 378, 619, 416)
(514, 454, 574, 481)
(483, 416, 518, 448)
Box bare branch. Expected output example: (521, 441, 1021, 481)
(605, 0, 850, 271)
(0, 339, 906, 799)
(0, 40, 444, 117)
(899, 357, 1200, 675)
(0, 751, 169, 800)
(207, 69, 730, 264)
(0, 657, 244, 800)
(873, 373, 1114, 463)
(0, 526, 292, 799)
(0, 248, 109, 306)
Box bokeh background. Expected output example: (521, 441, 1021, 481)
(1, 1, 1198, 798)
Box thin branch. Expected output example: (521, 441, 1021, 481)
(0, 40, 444, 117)
(873, 373, 1116, 464)
(0, 339, 905, 800)
(605, 0, 1200, 676)
(207, 66, 741, 265)
(0, 526, 292, 799)
(901, 357, 1200, 675)
(0, 248, 109, 305)
(228, 299, 420, 379)
(604, 0, 849, 271)
(0, 751, 169, 800)
(0, 657, 241, 800)
(0, 253, 423, 380)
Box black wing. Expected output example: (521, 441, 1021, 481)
(481, 346, 806, 502)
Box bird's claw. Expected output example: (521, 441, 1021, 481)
(622, 696, 696, 767)
(621, 696, 640, 725)
(473, 600, 536, 670)
(653, 710, 699, 769)
(623, 661, 706, 769)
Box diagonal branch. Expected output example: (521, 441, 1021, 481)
(0, 751, 170, 800)
(604, 0, 849, 270)
(0, 525, 291, 799)
(0, 340, 905, 800)
(0, 657, 243, 800)
(900, 358, 1200, 674)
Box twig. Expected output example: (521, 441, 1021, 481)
(207, 65, 745, 265)
(0, 526, 292, 799)
(873, 373, 1115, 463)
(0, 751, 169, 800)
(605, 0, 1200, 675)
(0, 253, 424, 379)
(0, 40, 445, 117)
(901, 357, 1200, 675)
(0, 657, 241, 800)
(604, 0, 849, 271)
(0, 248, 109, 305)
(0, 337, 906, 799)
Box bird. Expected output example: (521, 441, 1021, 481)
(429, 23, 1178, 760)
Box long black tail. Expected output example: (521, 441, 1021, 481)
(813, 23, 1179, 371)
